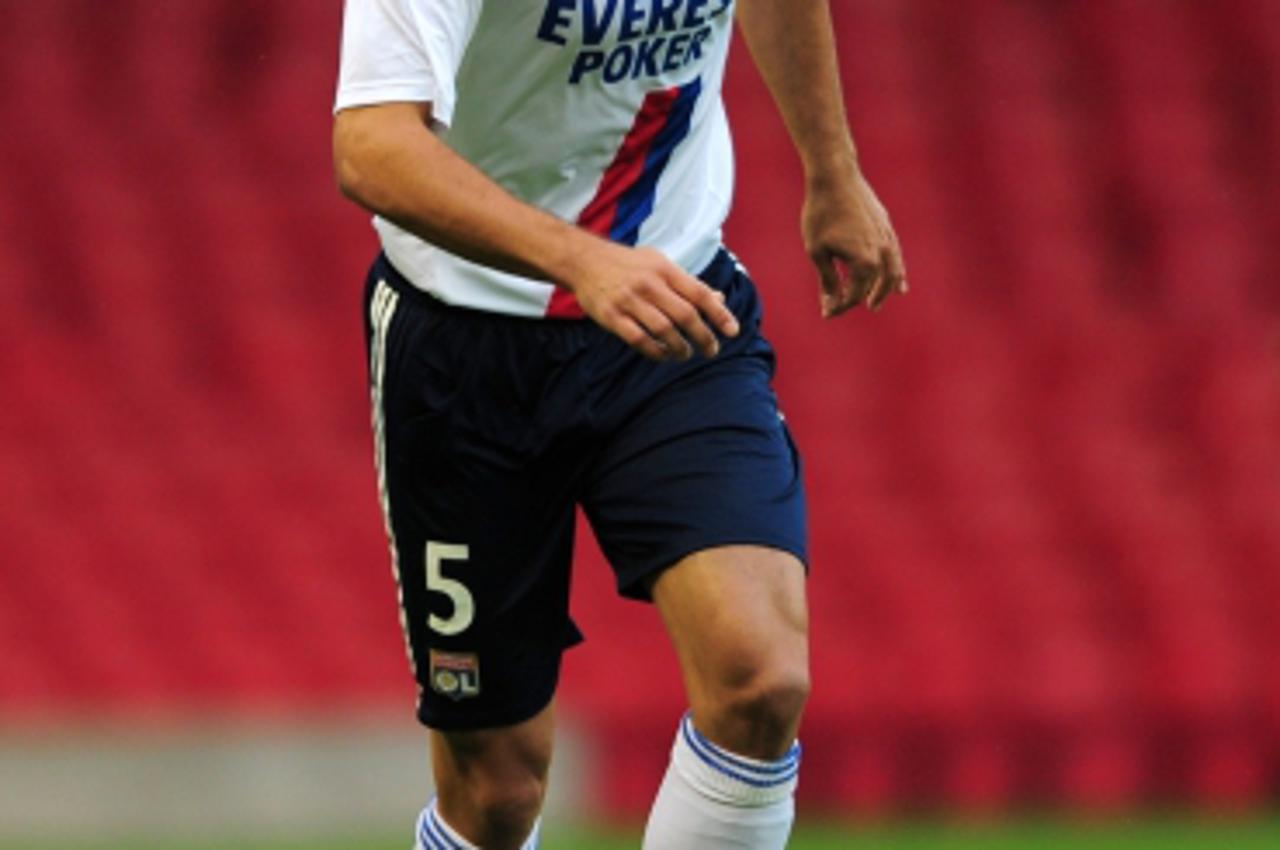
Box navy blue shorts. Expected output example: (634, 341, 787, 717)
(364, 249, 808, 730)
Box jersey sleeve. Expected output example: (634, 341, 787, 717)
(334, 0, 481, 126)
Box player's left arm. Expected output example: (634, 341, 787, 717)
(736, 0, 907, 316)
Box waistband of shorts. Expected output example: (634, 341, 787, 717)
(375, 253, 588, 325)
(374, 252, 474, 317)
(374, 247, 740, 321)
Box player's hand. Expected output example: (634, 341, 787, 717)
(564, 242, 740, 361)
(803, 166, 907, 317)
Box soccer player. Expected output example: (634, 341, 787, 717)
(333, 1, 906, 848)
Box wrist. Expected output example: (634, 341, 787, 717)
(802, 143, 861, 191)
(538, 223, 608, 292)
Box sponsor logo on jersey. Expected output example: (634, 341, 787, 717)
(429, 650, 481, 701)
(536, 0, 733, 85)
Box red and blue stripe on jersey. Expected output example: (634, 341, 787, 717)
(546, 77, 704, 318)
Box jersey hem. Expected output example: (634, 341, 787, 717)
(377, 239, 730, 322)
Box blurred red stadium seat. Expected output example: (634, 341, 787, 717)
(1, 0, 1277, 814)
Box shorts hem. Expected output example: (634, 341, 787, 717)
(615, 535, 810, 602)
(417, 676, 558, 732)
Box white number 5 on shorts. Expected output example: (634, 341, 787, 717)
(426, 541, 474, 636)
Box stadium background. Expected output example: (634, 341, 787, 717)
(1, 0, 1278, 847)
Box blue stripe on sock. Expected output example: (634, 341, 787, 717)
(682, 714, 802, 778)
(684, 733, 800, 789)
(681, 718, 801, 788)
(424, 804, 466, 850)
(418, 815, 447, 850)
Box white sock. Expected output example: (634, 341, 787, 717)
(642, 712, 801, 850)
(413, 798, 542, 850)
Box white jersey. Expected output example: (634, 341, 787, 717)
(336, 0, 737, 318)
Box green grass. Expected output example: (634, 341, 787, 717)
(8, 817, 1280, 850)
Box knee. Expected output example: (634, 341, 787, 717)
(703, 648, 811, 758)
(725, 660, 811, 736)
(464, 770, 546, 839)
(435, 718, 553, 848)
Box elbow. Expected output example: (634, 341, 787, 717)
(332, 103, 435, 216)
(332, 146, 364, 205)
(332, 115, 372, 206)
(334, 151, 364, 204)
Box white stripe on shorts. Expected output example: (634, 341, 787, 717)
(368, 280, 415, 681)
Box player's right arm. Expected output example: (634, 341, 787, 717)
(333, 102, 736, 361)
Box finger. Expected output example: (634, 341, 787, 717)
(848, 258, 881, 309)
(826, 257, 874, 318)
(884, 235, 907, 293)
(868, 249, 895, 311)
(650, 283, 720, 358)
(892, 243, 909, 294)
(884, 229, 909, 295)
(614, 315, 670, 361)
(667, 270, 740, 339)
(813, 252, 843, 318)
(631, 300, 693, 361)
